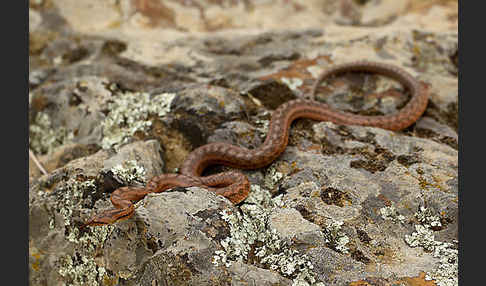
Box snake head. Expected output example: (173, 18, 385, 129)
(80, 207, 134, 229)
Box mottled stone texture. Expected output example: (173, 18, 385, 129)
(29, 1, 457, 285)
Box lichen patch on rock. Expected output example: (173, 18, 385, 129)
(101, 91, 176, 150)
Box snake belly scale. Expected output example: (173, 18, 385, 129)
(82, 61, 429, 227)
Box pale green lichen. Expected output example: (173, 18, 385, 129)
(53, 177, 113, 247)
(306, 66, 324, 79)
(254, 117, 270, 140)
(322, 220, 349, 254)
(51, 177, 114, 286)
(414, 205, 442, 228)
(281, 77, 303, 91)
(405, 224, 437, 251)
(243, 184, 274, 206)
(425, 240, 458, 286)
(29, 111, 74, 154)
(110, 159, 147, 185)
(404, 207, 457, 286)
(57, 179, 96, 227)
(101, 91, 176, 150)
(263, 167, 284, 190)
(379, 205, 406, 224)
(213, 185, 324, 286)
(58, 255, 107, 286)
(373, 76, 402, 94)
(55, 161, 147, 285)
(53, 55, 63, 65)
(49, 218, 55, 230)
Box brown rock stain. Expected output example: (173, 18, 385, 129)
(349, 271, 437, 286)
(377, 194, 392, 207)
(397, 272, 438, 286)
(133, 0, 176, 27)
(259, 55, 331, 94)
(150, 117, 191, 172)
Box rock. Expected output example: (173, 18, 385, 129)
(29, 143, 100, 180)
(276, 122, 457, 285)
(415, 116, 458, 149)
(29, 141, 164, 285)
(101, 188, 237, 284)
(29, 1, 457, 285)
(270, 208, 321, 239)
(102, 140, 165, 181)
(229, 261, 293, 286)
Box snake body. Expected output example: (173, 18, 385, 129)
(83, 61, 429, 227)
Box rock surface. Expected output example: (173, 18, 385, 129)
(29, 1, 458, 285)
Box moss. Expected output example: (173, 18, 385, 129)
(101, 91, 176, 150)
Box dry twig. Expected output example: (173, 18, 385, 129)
(29, 148, 48, 176)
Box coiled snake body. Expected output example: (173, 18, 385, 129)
(83, 61, 429, 227)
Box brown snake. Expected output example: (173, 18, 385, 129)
(82, 61, 429, 228)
